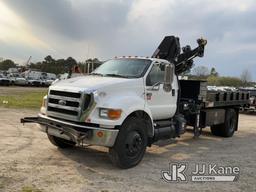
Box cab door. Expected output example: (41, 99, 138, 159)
(145, 62, 177, 120)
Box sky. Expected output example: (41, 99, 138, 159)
(0, 0, 256, 80)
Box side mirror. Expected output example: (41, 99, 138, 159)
(163, 64, 174, 92)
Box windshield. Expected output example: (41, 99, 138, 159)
(91, 59, 151, 78)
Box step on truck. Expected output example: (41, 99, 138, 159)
(21, 36, 250, 168)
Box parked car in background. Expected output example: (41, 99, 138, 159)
(7, 76, 16, 85)
(24, 70, 56, 81)
(15, 77, 27, 86)
(26, 78, 42, 87)
(7, 73, 26, 86)
(0, 74, 10, 86)
(42, 79, 55, 87)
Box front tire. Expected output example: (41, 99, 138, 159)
(109, 117, 148, 169)
(47, 134, 76, 148)
(210, 108, 237, 137)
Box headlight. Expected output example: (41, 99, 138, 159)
(40, 95, 47, 115)
(99, 108, 122, 120)
(41, 95, 47, 107)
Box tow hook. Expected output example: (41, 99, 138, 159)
(77, 131, 92, 145)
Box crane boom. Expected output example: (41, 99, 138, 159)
(152, 36, 207, 74)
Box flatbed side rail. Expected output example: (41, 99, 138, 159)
(205, 91, 250, 108)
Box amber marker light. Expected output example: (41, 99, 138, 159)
(99, 108, 122, 120)
(107, 109, 122, 120)
(96, 131, 104, 138)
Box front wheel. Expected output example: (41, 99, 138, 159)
(109, 117, 148, 169)
(47, 134, 76, 148)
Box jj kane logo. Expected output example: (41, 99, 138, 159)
(162, 162, 240, 182)
(162, 163, 188, 182)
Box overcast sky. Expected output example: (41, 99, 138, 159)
(0, 0, 255, 79)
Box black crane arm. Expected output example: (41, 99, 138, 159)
(152, 36, 207, 74)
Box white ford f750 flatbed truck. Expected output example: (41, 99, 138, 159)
(21, 36, 249, 168)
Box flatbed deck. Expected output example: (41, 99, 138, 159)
(179, 80, 250, 109)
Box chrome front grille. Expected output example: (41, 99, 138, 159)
(47, 89, 85, 121)
(49, 90, 81, 98)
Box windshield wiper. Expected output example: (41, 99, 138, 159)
(104, 74, 129, 78)
(90, 73, 104, 76)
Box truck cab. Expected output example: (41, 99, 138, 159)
(45, 58, 179, 125)
(23, 57, 184, 168)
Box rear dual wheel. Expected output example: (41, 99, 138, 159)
(210, 108, 237, 137)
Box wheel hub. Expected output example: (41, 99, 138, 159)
(125, 131, 143, 156)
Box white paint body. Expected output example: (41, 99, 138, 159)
(47, 58, 178, 136)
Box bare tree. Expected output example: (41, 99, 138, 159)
(240, 69, 252, 87)
(210, 67, 218, 76)
(192, 66, 209, 77)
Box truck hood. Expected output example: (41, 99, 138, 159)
(51, 75, 140, 92)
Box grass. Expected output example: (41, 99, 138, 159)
(0, 90, 47, 109)
(21, 186, 43, 192)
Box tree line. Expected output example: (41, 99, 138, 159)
(189, 66, 254, 87)
(0, 58, 17, 70)
(0, 56, 102, 74)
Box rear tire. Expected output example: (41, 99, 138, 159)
(210, 124, 221, 136)
(47, 134, 76, 148)
(109, 117, 148, 169)
(210, 108, 237, 137)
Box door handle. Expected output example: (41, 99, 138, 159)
(172, 89, 175, 96)
(146, 82, 161, 91)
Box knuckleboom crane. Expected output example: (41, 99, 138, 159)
(152, 36, 207, 74)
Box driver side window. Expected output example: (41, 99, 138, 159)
(146, 63, 165, 86)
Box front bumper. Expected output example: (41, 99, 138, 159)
(21, 113, 119, 147)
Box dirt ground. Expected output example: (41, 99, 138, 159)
(0, 108, 255, 192)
